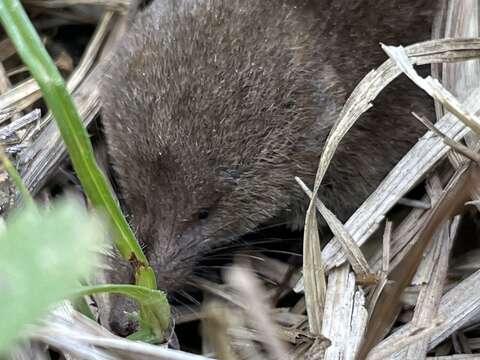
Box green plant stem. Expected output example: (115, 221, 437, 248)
(0, 0, 170, 338)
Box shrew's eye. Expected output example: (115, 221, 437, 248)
(198, 208, 210, 220)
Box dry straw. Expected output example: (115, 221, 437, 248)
(2, 0, 480, 359)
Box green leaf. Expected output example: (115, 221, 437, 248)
(0, 200, 106, 353)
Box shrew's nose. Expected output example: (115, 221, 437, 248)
(109, 317, 138, 337)
(148, 228, 203, 292)
(106, 294, 139, 337)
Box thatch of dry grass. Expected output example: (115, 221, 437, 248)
(2, 0, 480, 359)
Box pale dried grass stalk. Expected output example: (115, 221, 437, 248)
(320, 265, 367, 360)
(442, 0, 480, 102)
(297, 39, 480, 291)
(227, 266, 289, 360)
(68, 11, 115, 93)
(382, 221, 392, 274)
(0, 109, 40, 140)
(29, 303, 210, 360)
(366, 321, 444, 360)
(412, 112, 480, 163)
(427, 356, 480, 360)
(302, 209, 326, 336)
(202, 301, 237, 360)
(382, 265, 480, 358)
(409, 175, 446, 287)
(382, 44, 480, 136)
(0, 79, 41, 118)
(295, 177, 371, 277)
(0, 62, 12, 94)
(399, 220, 455, 359)
(365, 222, 392, 318)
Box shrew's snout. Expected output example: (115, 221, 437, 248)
(146, 225, 208, 292)
(148, 252, 198, 293)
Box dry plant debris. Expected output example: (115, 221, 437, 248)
(2, 1, 480, 360)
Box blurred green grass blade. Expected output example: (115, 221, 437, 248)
(75, 284, 170, 339)
(0, 200, 105, 353)
(0, 0, 147, 266)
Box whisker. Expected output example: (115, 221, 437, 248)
(194, 265, 276, 285)
(171, 294, 198, 316)
(253, 221, 291, 232)
(200, 253, 265, 262)
(250, 249, 302, 257)
(209, 237, 299, 253)
(178, 289, 201, 306)
(185, 273, 211, 289)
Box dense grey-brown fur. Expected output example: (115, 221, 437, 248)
(100, 0, 436, 333)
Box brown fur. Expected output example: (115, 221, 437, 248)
(100, 0, 436, 333)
